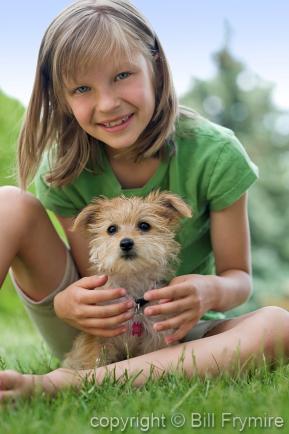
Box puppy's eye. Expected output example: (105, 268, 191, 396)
(138, 221, 151, 232)
(107, 225, 118, 234)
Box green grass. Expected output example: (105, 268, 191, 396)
(1, 281, 289, 434)
(1, 349, 289, 434)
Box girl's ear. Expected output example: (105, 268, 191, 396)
(146, 190, 192, 221)
(71, 196, 107, 233)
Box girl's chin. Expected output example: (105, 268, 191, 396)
(104, 145, 136, 159)
(102, 137, 140, 155)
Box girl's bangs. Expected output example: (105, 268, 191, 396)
(58, 14, 141, 86)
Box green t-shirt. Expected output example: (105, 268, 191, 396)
(35, 114, 258, 319)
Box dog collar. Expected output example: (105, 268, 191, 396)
(131, 298, 149, 337)
(135, 297, 149, 312)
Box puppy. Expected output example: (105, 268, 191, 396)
(63, 191, 192, 369)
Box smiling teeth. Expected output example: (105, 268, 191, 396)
(103, 115, 130, 128)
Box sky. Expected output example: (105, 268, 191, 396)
(1, 0, 289, 110)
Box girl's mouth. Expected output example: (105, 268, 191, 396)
(98, 113, 134, 133)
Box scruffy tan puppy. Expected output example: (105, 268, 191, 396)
(63, 191, 192, 369)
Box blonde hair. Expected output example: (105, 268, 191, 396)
(17, 0, 179, 189)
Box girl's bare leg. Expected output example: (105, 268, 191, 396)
(0, 186, 67, 300)
(0, 186, 70, 400)
(1, 305, 288, 400)
(85, 306, 289, 385)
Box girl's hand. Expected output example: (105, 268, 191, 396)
(0, 371, 35, 401)
(53, 275, 135, 337)
(143, 275, 215, 344)
(0, 369, 81, 401)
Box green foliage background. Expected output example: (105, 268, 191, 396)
(0, 90, 24, 185)
(180, 44, 289, 314)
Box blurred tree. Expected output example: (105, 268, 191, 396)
(180, 26, 289, 311)
(0, 89, 24, 186)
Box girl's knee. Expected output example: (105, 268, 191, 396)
(257, 306, 289, 354)
(0, 187, 50, 243)
(0, 186, 44, 222)
(258, 305, 289, 325)
(1, 185, 36, 204)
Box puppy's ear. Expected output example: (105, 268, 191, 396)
(71, 196, 107, 233)
(147, 190, 192, 221)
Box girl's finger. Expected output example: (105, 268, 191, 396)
(79, 287, 127, 304)
(165, 323, 195, 344)
(144, 298, 192, 316)
(153, 310, 197, 331)
(80, 308, 134, 328)
(77, 275, 108, 289)
(80, 326, 128, 337)
(81, 299, 134, 319)
(144, 283, 193, 301)
(158, 298, 172, 304)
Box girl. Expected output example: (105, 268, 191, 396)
(1, 0, 289, 399)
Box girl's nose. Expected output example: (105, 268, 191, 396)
(96, 87, 120, 113)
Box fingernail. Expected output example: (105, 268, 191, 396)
(145, 308, 153, 315)
(120, 288, 126, 296)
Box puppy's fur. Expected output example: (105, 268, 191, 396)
(63, 191, 192, 369)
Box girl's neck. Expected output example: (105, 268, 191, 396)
(106, 150, 160, 189)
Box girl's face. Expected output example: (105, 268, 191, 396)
(64, 52, 156, 156)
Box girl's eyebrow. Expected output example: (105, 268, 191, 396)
(113, 60, 138, 69)
(64, 60, 140, 89)
(63, 80, 79, 90)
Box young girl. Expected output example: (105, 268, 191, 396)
(1, 0, 289, 399)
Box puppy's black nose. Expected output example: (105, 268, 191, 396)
(120, 238, 134, 251)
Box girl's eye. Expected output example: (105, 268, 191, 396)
(115, 72, 131, 81)
(107, 225, 118, 235)
(138, 222, 151, 232)
(74, 86, 90, 94)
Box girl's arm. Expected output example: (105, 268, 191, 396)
(56, 215, 92, 277)
(143, 193, 252, 343)
(207, 192, 252, 311)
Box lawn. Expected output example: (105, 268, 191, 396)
(1, 278, 289, 434)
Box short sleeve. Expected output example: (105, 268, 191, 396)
(34, 158, 79, 217)
(207, 134, 258, 211)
